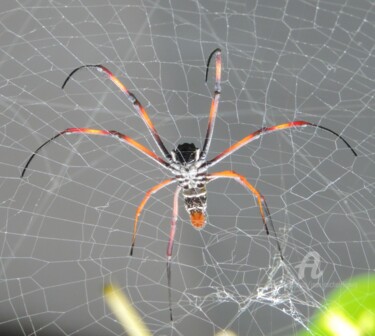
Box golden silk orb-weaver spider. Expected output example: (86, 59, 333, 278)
(21, 48, 357, 320)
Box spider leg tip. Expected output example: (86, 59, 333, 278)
(263, 225, 269, 235)
(21, 164, 30, 178)
(169, 307, 173, 322)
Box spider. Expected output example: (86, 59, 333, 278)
(21, 48, 357, 320)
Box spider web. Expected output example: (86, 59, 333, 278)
(1, 1, 374, 335)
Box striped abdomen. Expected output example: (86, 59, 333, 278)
(182, 184, 207, 229)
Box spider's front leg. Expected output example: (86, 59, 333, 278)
(62, 64, 173, 162)
(21, 128, 171, 177)
(208, 170, 284, 260)
(201, 48, 221, 160)
(205, 121, 357, 169)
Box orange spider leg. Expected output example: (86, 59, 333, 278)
(167, 186, 181, 259)
(130, 178, 176, 256)
(206, 121, 357, 168)
(201, 48, 222, 159)
(21, 128, 170, 178)
(62, 65, 172, 161)
(166, 186, 181, 321)
(208, 170, 283, 260)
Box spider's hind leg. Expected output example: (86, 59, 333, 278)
(260, 196, 284, 261)
(208, 171, 284, 261)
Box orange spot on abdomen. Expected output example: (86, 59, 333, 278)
(190, 210, 206, 229)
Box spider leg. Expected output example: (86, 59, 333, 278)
(167, 186, 181, 258)
(62, 65, 172, 162)
(201, 48, 221, 160)
(130, 178, 176, 256)
(167, 186, 181, 321)
(208, 171, 284, 260)
(205, 121, 357, 169)
(21, 128, 171, 178)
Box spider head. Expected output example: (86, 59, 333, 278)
(172, 143, 200, 165)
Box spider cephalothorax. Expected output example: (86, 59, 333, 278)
(173, 143, 199, 165)
(21, 48, 357, 321)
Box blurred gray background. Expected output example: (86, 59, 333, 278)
(0, 0, 374, 335)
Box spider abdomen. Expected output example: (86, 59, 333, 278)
(182, 184, 207, 229)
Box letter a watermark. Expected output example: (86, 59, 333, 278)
(295, 251, 323, 280)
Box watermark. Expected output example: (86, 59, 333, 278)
(295, 251, 323, 280)
(294, 251, 346, 290)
